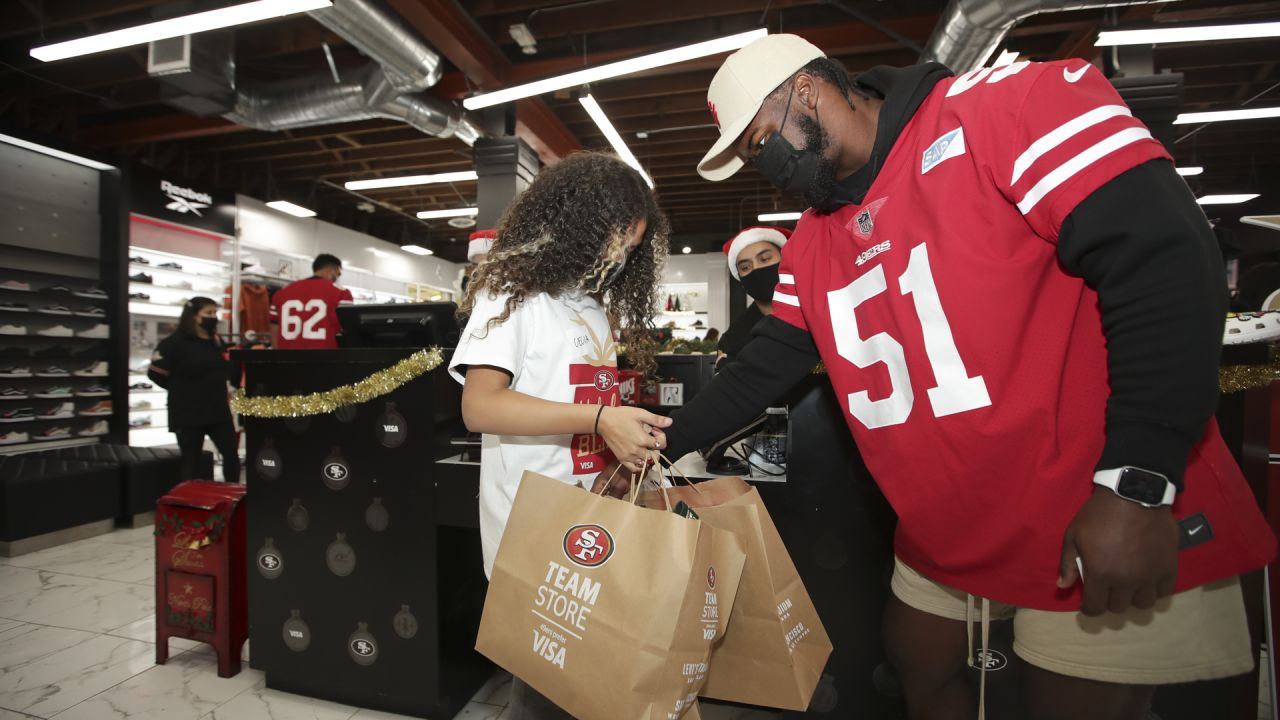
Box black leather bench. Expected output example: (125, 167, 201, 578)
(0, 454, 120, 556)
(43, 444, 215, 526)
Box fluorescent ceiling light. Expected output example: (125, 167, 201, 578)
(1196, 194, 1259, 205)
(465, 28, 767, 110)
(579, 94, 653, 188)
(30, 0, 331, 62)
(401, 244, 434, 256)
(758, 211, 803, 222)
(265, 200, 316, 218)
(0, 132, 115, 171)
(416, 207, 479, 220)
(991, 49, 1020, 68)
(345, 170, 478, 191)
(1174, 107, 1280, 125)
(1176, 166, 1204, 176)
(1096, 21, 1280, 47)
(367, 247, 388, 257)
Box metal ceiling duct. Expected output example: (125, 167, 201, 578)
(307, 0, 443, 92)
(921, 0, 1177, 73)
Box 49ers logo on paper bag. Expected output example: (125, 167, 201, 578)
(563, 524, 615, 568)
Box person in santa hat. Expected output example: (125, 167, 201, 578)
(717, 225, 791, 365)
(456, 229, 497, 296)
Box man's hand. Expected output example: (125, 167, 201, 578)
(1057, 487, 1179, 616)
(590, 461, 631, 499)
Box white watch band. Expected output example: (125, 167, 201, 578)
(1093, 467, 1176, 506)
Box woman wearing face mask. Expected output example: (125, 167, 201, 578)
(716, 226, 791, 367)
(147, 297, 241, 483)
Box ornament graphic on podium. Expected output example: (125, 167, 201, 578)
(333, 403, 357, 423)
(365, 497, 389, 533)
(322, 447, 351, 491)
(286, 498, 309, 532)
(283, 609, 311, 652)
(256, 537, 283, 580)
(376, 402, 407, 448)
(256, 439, 282, 481)
(348, 622, 379, 666)
(393, 604, 419, 639)
(326, 532, 357, 577)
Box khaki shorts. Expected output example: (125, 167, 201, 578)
(891, 559, 1254, 685)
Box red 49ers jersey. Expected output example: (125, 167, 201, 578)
(772, 60, 1274, 609)
(271, 277, 354, 350)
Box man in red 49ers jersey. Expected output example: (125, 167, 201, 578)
(272, 253, 354, 349)
(659, 34, 1275, 718)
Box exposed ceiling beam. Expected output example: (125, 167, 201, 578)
(79, 114, 248, 146)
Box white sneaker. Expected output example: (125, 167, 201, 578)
(130, 399, 152, 410)
(38, 402, 75, 420)
(75, 324, 109, 339)
(78, 420, 108, 436)
(33, 426, 71, 441)
(1223, 311, 1280, 345)
(73, 361, 108, 377)
(36, 325, 73, 337)
(0, 324, 26, 335)
(0, 280, 32, 292)
(0, 366, 31, 378)
(0, 431, 29, 444)
(75, 384, 110, 397)
(33, 386, 72, 398)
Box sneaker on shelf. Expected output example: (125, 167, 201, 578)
(1, 387, 28, 399)
(35, 365, 70, 377)
(0, 324, 26, 335)
(33, 386, 72, 398)
(78, 420, 108, 436)
(33, 426, 72, 441)
(74, 307, 106, 317)
(34, 346, 71, 358)
(0, 347, 28, 357)
(37, 304, 72, 315)
(0, 280, 32, 292)
(73, 361, 108, 377)
(129, 256, 150, 265)
(158, 262, 183, 270)
(0, 366, 32, 378)
(0, 407, 35, 423)
(38, 402, 75, 420)
(0, 431, 29, 444)
(42, 284, 73, 294)
(128, 416, 152, 428)
(80, 400, 113, 416)
(130, 273, 153, 284)
(166, 281, 193, 291)
(129, 292, 151, 301)
(76, 384, 110, 397)
(130, 399, 152, 411)
(0, 301, 28, 312)
(129, 381, 153, 391)
(36, 325, 73, 337)
(242, 264, 269, 276)
(75, 324, 109, 339)
(1223, 310, 1280, 345)
(73, 287, 107, 299)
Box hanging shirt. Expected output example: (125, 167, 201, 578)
(449, 289, 620, 578)
(270, 276, 353, 349)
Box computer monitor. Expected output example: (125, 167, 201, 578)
(336, 302, 461, 349)
(702, 412, 767, 475)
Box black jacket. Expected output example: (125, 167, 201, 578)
(147, 332, 238, 428)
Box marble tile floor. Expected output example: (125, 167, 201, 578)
(0, 525, 777, 720)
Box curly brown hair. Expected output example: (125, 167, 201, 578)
(458, 152, 670, 376)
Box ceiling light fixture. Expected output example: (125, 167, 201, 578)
(464, 28, 768, 110)
(416, 207, 479, 220)
(30, 0, 332, 62)
(1174, 107, 1280, 125)
(509, 22, 538, 55)
(0, 133, 115, 171)
(401, 244, 434, 256)
(1196, 194, 1259, 205)
(579, 94, 653, 188)
(265, 200, 316, 218)
(1096, 21, 1280, 47)
(1176, 166, 1204, 176)
(682, 246, 692, 254)
(345, 170, 478, 191)
(758, 211, 803, 222)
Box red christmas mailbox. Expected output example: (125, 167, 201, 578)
(154, 481, 248, 678)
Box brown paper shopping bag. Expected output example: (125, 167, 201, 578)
(642, 474, 833, 711)
(476, 470, 748, 720)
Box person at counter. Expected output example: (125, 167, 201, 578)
(448, 152, 673, 720)
(271, 253, 353, 350)
(147, 297, 241, 483)
(717, 225, 790, 366)
(658, 34, 1275, 719)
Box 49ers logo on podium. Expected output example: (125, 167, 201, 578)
(563, 524, 615, 568)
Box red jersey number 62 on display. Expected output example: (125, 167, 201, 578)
(280, 299, 327, 342)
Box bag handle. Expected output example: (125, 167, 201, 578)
(658, 452, 706, 497)
(596, 461, 645, 506)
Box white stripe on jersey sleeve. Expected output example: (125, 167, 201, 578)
(1016, 126, 1153, 215)
(1011, 105, 1132, 185)
(772, 290, 800, 307)
(778, 273, 796, 285)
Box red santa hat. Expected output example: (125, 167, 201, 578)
(467, 229, 497, 263)
(723, 226, 791, 279)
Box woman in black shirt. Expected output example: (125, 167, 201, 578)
(147, 297, 240, 483)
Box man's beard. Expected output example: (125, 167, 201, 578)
(795, 113, 843, 214)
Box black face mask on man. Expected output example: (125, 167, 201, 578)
(753, 83, 844, 214)
(739, 263, 781, 304)
(199, 316, 219, 335)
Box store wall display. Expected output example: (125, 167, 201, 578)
(130, 166, 234, 237)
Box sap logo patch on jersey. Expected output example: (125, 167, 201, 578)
(922, 127, 966, 175)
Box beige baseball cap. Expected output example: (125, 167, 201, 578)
(697, 34, 825, 182)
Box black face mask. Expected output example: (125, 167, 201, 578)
(754, 84, 844, 214)
(199, 316, 218, 335)
(739, 263, 781, 304)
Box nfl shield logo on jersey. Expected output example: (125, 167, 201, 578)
(856, 210, 873, 236)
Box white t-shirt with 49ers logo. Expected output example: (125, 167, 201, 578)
(450, 289, 620, 578)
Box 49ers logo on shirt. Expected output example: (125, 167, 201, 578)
(563, 524, 615, 568)
(594, 369, 615, 391)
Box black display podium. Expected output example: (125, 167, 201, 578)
(235, 348, 490, 720)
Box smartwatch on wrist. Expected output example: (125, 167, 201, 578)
(1093, 466, 1176, 508)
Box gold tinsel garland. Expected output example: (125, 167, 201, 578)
(231, 348, 444, 418)
(1220, 362, 1280, 394)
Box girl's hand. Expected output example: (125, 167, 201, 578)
(597, 405, 671, 473)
